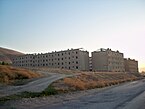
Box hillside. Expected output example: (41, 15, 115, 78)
(0, 65, 41, 84)
(52, 72, 140, 92)
(0, 47, 24, 63)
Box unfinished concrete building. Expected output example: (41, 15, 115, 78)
(92, 48, 125, 72)
(89, 57, 92, 71)
(124, 58, 138, 73)
(12, 48, 89, 71)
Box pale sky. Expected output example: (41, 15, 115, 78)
(0, 0, 145, 71)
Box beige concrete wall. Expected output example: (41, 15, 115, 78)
(124, 58, 138, 73)
(12, 48, 89, 71)
(92, 48, 125, 72)
(78, 51, 89, 71)
(92, 51, 108, 71)
(89, 57, 92, 71)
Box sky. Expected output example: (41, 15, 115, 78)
(0, 0, 145, 71)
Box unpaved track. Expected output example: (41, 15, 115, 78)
(0, 73, 71, 97)
(2, 79, 145, 109)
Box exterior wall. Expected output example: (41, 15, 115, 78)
(92, 51, 108, 72)
(78, 51, 89, 71)
(92, 48, 125, 72)
(124, 58, 138, 73)
(12, 48, 89, 71)
(89, 57, 92, 71)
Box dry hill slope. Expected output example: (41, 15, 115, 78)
(0, 65, 41, 84)
(0, 47, 24, 63)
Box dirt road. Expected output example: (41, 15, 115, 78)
(0, 73, 70, 97)
(2, 79, 145, 109)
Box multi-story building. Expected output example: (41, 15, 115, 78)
(124, 58, 138, 73)
(12, 48, 89, 71)
(12, 47, 139, 72)
(89, 57, 92, 71)
(92, 48, 125, 72)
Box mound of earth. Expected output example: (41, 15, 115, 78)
(0, 47, 24, 63)
(0, 65, 41, 84)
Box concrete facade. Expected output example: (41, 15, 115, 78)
(89, 57, 92, 71)
(12, 48, 89, 71)
(12, 48, 139, 72)
(92, 48, 125, 72)
(124, 58, 138, 73)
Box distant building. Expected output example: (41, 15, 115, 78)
(12, 47, 139, 72)
(89, 57, 92, 71)
(92, 48, 125, 72)
(12, 48, 89, 71)
(124, 58, 138, 73)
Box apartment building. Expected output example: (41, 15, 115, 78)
(12, 48, 89, 71)
(92, 48, 125, 72)
(89, 57, 92, 71)
(124, 58, 138, 73)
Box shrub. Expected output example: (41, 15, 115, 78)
(42, 85, 58, 95)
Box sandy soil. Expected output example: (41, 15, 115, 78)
(1, 79, 145, 109)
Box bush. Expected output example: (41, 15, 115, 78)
(19, 91, 41, 98)
(42, 85, 58, 95)
(0, 61, 9, 65)
(0, 85, 58, 104)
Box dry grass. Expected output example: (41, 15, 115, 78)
(0, 65, 41, 84)
(52, 72, 139, 92)
(45, 68, 82, 74)
(27, 67, 82, 74)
